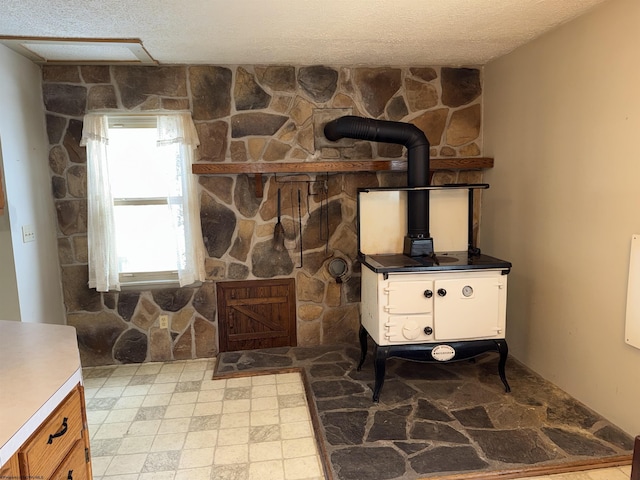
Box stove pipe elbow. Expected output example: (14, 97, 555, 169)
(324, 115, 433, 256)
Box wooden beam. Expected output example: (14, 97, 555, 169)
(192, 157, 494, 175)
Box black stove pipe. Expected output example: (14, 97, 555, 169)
(324, 115, 433, 256)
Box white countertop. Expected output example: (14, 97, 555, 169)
(0, 320, 83, 466)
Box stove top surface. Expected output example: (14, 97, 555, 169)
(362, 251, 511, 273)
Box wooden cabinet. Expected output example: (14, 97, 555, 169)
(0, 453, 19, 478)
(6, 384, 93, 480)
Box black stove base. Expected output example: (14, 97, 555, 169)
(357, 325, 510, 402)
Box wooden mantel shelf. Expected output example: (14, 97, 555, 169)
(192, 157, 493, 175)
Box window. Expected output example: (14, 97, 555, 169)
(81, 112, 205, 291)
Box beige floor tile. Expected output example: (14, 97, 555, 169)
(113, 395, 145, 409)
(170, 391, 200, 405)
(250, 440, 283, 461)
(179, 370, 206, 382)
(104, 453, 148, 475)
(148, 383, 177, 395)
(156, 373, 182, 384)
(219, 411, 251, 429)
(94, 422, 132, 440)
(217, 427, 250, 446)
(249, 459, 285, 480)
(252, 375, 277, 386)
(276, 373, 301, 384)
(142, 393, 172, 407)
(127, 419, 161, 436)
(183, 430, 218, 449)
(87, 409, 110, 425)
(197, 389, 225, 403)
(95, 386, 126, 398)
(223, 398, 251, 413)
(252, 396, 280, 411)
(101, 473, 140, 480)
(151, 432, 188, 452)
(158, 417, 192, 434)
(164, 403, 196, 419)
(174, 466, 212, 480)
(214, 444, 249, 465)
(252, 384, 279, 398)
(227, 377, 252, 387)
(193, 401, 222, 416)
(122, 384, 152, 397)
(117, 435, 155, 454)
(103, 376, 133, 387)
(251, 409, 280, 426)
(199, 378, 227, 391)
(160, 363, 186, 374)
(139, 471, 175, 480)
(91, 455, 113, 476)
(277, 383, 304, 396)
(585, 467, 632, 479)
(283, 455, 323, 480)
(136, 363, 163, 375)
(112, 365, 140, 377)
(282, 437, 318, 459)
(104, 408, 139, 423)
(280, 421, 312, 440)
(280, 406, 309, 423)
(179, 446, 215, 469)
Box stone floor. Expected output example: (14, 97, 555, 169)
(215, 344, 634, 480)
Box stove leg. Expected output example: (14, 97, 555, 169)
(495, 339, 511, 392)
(372, 346, 390, 402)
(357, 325, 368, 371)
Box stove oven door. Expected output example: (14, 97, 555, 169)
(433, 275, 506, 340)
(382, 279, 435, 344)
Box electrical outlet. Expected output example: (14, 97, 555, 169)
(22, 225, 35, 243)
(159, 315, 169, 329)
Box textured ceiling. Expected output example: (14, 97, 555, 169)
(0, 0, 609, 65)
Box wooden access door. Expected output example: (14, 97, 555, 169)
(217, 278, 297, 352)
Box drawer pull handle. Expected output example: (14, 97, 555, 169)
(47, 417, 68, 444)
(67, 469, 74, 480)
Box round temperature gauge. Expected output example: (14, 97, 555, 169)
(462, 285, 473, 297)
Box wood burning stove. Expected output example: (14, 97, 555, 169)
(325, 116, 512, 402)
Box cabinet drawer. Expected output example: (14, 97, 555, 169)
(50, 439, 89, 480)
(20, 387, 84, 480)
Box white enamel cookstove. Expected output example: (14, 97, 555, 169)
(324, 115, 512, 402)
(359, 249, 511, 402)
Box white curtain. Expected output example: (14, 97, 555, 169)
(81, 111, 205, 291)
(156, 113, 206, 287)
(81, 113, 120, 291)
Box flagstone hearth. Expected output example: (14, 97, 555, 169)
(215, 344, 633, 480)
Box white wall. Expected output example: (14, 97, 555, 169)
(0, 140, 21, 321)
(482, 0, 640, 435)
(0, 45, 65, 324)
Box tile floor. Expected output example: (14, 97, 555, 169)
(82, 359, 325, 480)
(512, 464, 631, 480)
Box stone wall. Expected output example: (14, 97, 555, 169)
(42, 64, 484, 366)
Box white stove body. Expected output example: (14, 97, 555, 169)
(361, 265, 507, 346)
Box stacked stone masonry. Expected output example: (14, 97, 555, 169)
(42, 64, 485, 366)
